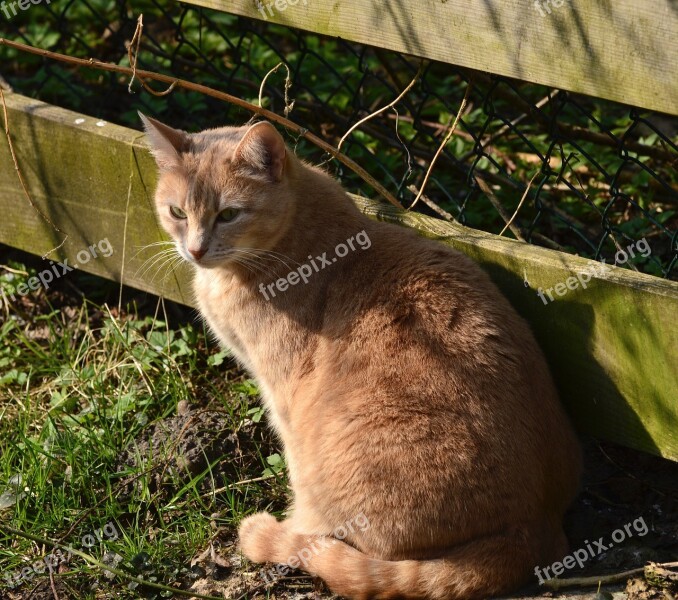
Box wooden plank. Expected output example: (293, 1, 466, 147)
(180, 0, 678, 116)
(0, 92, 192, 305)
(1, 92, 676, 460)
(354, 197, 678, 461)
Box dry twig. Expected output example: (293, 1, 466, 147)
(498, 170, 540, 237)
(410, 83, 472, 210)
(127, 15, 176, 97)
(337, 63, 423, 152)
(406, 185, 455, 222)
(543, 561, 678, 591)
(48, 566, 61, 600)
(258, 62, 295, 118)
(0, 37, 402, 209)
(474, 174, 526, 241)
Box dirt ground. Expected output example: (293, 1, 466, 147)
(137, 404, 677, 600)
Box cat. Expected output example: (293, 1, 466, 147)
(141, 113, 582, 599)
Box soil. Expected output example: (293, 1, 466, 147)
(110, 406, 675, 600)
(115, 400, 241, 500)
(180, 437, 678, 600)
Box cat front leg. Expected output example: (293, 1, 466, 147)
(239, 512, 283, 564)
(239, 512, 336, 567)
(239, 513, 340, 584)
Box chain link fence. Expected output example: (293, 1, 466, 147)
(2, 0, 677, 279)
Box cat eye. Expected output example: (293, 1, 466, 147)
(170, 206, 187, 219)
(217, 208, 240, 223)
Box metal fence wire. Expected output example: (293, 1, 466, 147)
(2, 0, 677, 280)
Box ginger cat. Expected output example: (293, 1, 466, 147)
(141, 114, 581, 599)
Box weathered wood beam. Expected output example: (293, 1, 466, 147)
(0, 92, 192, 305)
(179, 0, 678, 116)
(1, 92, 676, 459)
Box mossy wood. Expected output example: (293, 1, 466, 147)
(180, 0, 678, 116)
(1, 92, 677, 460)
(0, 92, 191, 305)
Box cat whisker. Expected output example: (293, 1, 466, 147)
(131, 241, 176, 260)
(135, 248, 177, 278)
(228, 253, 278, 279)
(135, 240, 176, 250)
(149, 250, 185, 284)
(248, 252, 298, 272)
(156, 254, 188, 284)
(229, 248, 302, 278)
(238, 247, 303, 271)
(229, 257, 261, 279)
(227, 250, 284, 279)
(137, 248, 181, 280)
(239, 253, 293, 280)
(136, 254, 170, 280)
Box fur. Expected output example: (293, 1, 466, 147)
(141, 114, 582, 599)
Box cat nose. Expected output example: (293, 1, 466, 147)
(188, 247, 207, 260)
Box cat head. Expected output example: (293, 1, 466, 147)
(140, 114, 294, 269)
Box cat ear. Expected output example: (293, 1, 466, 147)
(233, 121, 287, 182)
(139, 112, 190, 170)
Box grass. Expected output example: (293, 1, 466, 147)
(0, 253, 289, 599)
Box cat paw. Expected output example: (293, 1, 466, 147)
(238, 512, 283, 564)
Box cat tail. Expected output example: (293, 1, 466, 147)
(241, 514, 557, 600)
(291, 531, 542, 600)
